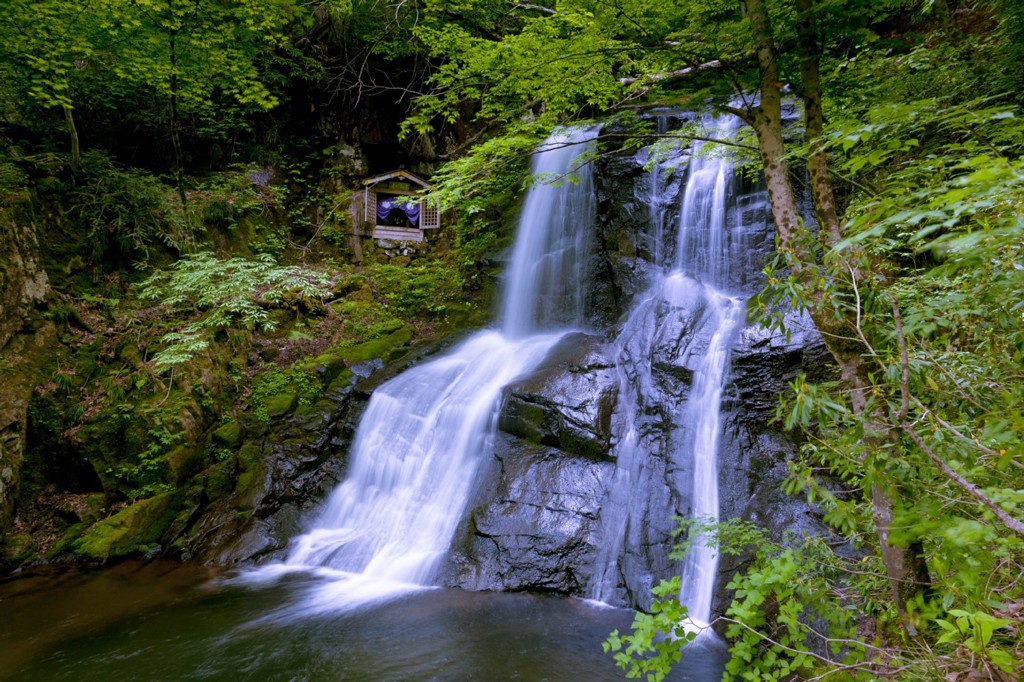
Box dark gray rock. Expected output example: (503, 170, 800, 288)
(447, 432, 611, 593)
(499, 333, 617, 461)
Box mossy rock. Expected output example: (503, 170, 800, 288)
(117, 343, 142, 366)
(236, 442, 262, 471)
(292, 397, 335, 427)
(331, 274, 367, 298)
(46, 523, 85, 558)
(344, 287, 374, 303)
(3, 533, 37, 564)
(73, 492, 177, 560)
(211, 420, 244, 448)
(204, 463, 235, 502)
(325, 368, 355, 394)
(235, 456, 268, 506)
(166, 445, 202, 483)
(264, 392, 298, 419)
(339, 325, 413, 364)
(309, 352, 348, 385)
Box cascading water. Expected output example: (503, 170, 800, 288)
(253, 129, 599, 613)
(501, 131, 598, 337)
(589, 113, 757, 627)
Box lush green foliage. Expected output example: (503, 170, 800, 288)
(138, 252, 333, 368)
(604, 576, 697, 682)
(72, 152, 191, 262)
(409, 1, 1024, 680)
(5, 0, 1024, 676)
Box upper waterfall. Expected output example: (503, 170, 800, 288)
(501, 129, 599, 337)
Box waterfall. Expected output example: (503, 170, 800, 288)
(254, 129, 599, 613)
(501, 129, 598, 337)
(672, 278, 744, 627)
(588, 113, 753, 626)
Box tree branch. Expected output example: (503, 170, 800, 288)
(892, 298, 1024, 541)
(617, 59, 722, 85)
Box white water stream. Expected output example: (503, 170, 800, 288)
(250, 129, 599, 613)
(588, 114, 751, 628)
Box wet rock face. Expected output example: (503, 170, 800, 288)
(447, 433, 610, 593)
(440, 119, 836, 615)
(184, 387, 356, 565)
(445, 315, 832, 612)
(0, 217, 48, 352)
(184, 355, 418, 565)
(498, 333, 618, 461)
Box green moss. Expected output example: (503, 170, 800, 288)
(339, 325, 413, 364)
(336, 299, 404, 341)
(235, 469, 255, 497)
(204, 463, 234, 502)
(263, 392, 298, 419)
(326, 369, 355, 393)
(237, 442, 262, 470)
(251, 368, 321, 423)
(3, 533, 37, 564)
(212, 420, 244, 448)
(73, 492, 176, 560)
(331, 273, 367, 298)
(309, 352, 348, 385)
(165, 445, 201, 483)
(47, 523, 85, 558)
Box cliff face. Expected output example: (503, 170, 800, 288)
(0, 112, 834, 621)
(0, 207, 50, 530)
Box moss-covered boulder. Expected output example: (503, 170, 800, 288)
(211, 420, 244, 448)
(73, 492, 177, 560)
(339, 325, 414, 364)
(166, 445, 203, 484)
(263, 392, 298, 419)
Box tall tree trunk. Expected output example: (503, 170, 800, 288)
(794, 0, 840, 246)
(168, 30, 188, 211)
(63, 104, 81, 172)
(742, 0, 930, 631)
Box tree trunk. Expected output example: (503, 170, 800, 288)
(794, 0, 840, 246)
(168, 30, 188, 211)
(63, 104, 81, 172)
(933, 0, 961, 43)
(743, 0, 930, 631)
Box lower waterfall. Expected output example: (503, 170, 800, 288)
(249, 128, 600, 612)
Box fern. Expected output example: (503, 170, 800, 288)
(139, 252, 332, 369)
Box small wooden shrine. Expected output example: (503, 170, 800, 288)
(361, 170, 440, 243)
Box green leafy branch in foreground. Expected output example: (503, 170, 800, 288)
(606, 518, 887, 682)
(603, 577, 696, 682)
(138, 252, 332, 369)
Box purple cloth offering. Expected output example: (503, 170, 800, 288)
(376, 197, 420, 226)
